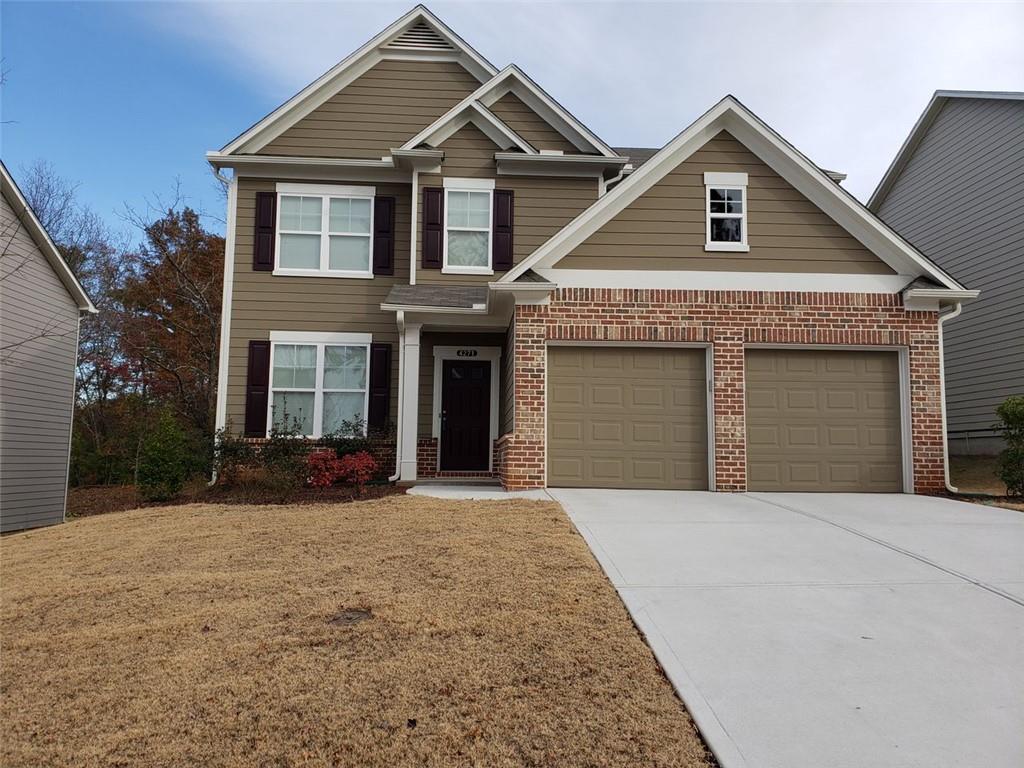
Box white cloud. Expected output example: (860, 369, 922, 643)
(149, 1, 1024, 200)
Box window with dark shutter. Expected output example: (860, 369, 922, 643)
(372, 196, 395, 276)
(253, 192, 276, 271)
(367, 343, 392, 429)
(244, 340, 271, 436)
(492, 189, 514, 271)
(422, 187, 443, 269)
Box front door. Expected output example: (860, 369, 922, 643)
(440, 360, 491, 471)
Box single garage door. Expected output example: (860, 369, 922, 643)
(547, 346, 708, 489)
(745, 349, 903, 492)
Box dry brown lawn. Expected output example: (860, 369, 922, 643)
(1, 496, 714, 768)
(949, 455, 1024, 512)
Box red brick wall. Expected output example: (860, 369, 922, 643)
(501, 288, 945, 493)
(415, 437, 500, 480)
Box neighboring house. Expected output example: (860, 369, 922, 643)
(208, 5, 976, 494)
(1, 161, 96, 533)
(869, 91, 1024, 455)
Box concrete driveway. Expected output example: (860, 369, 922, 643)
(549, 490, 1024, 768)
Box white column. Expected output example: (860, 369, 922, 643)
(399, 322, 422, 481)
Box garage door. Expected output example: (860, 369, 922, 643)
(745, 349, 903, 492)
(547, 346, 708, 489)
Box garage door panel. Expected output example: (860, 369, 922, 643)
(548, 347, 708, 490)
(746, 349, 902, 492)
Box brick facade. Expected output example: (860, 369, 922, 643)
(415, 437, 500, 479)
(499, 288, 946, 493)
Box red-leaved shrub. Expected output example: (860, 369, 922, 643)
(337, 451, 378, 494)
(306, 451, 344, 488)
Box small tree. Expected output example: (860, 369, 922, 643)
(138, 412, 190, 501)
(996, 395, 1024, 496)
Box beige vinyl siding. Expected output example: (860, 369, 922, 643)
(1, 194, 80, 533)
(559, 131, 894, 274)
(417, 124, 599, 284)
(487, 92, 580, 153)
(258, 60, 481, 159)
(500, 320, 515, 435)
(224, 177, 410, 434)
(417, 332, 506, 438)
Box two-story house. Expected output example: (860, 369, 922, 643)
(208, 6, 976, 493)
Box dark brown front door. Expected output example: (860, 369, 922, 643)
(440, 360, 491, 471)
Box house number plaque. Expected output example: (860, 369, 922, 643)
(456, 349, 478, 357)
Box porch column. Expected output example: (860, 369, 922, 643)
(399, 322, 422, 482)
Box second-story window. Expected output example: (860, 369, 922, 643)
(443, 178, 494, 274)
(275, 184, 375, 277)
(703, 172, 749, 252)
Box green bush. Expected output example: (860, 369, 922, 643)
(321, 418, 373, 458)
(996, 395, 1024, 496)
(138, 412, 191, 501)
(257, 416, 311, 496)
(213, 426, 255, 486)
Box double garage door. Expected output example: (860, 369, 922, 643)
(547, 346, 903, 492)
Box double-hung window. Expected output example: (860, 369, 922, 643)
(276, 184, 374, 277)
(268, 333, 371, 437)
(443, 177, 493, 274)
(704, 172, 749, 252)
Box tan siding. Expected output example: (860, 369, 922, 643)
(1, 194, 79, 532)
(487, 93, 579, 153)
(559, 131, 894, 274)
(501, 320, 515, 435)
(417, 332, 506, 438)
(259, 60, 481, 159)
(224, 178, 410, 434)
(417, 124, 599, 285)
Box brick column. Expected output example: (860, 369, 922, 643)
(712, 329, 747, 491)
(499, 308, 546, 490)
(909, 327, 945, 493)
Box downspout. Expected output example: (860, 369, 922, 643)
(409, 169, 418, 285)
(937, 301, 963, 493)
(388, 311, 406, 482)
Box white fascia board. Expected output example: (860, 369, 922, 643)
(501, 95, 965, 291)
(402, 98, 535, 154)
(207, 152, 409, 183)
(0, 161, 96, 313)
(218, 7, 497, 156)
(535, 268, 917, 293)
(379, 303, 489, 314)
(903, 287, 980, 310)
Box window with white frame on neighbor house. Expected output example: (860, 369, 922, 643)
(443, 182, 493, 273)
(275, 185, 375, 276)
(269, 341, 369, 437)
(704, 172, 749, 252)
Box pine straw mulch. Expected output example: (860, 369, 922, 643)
(0, 496, 715, 768)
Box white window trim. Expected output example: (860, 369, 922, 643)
(442, 179, 494, 275)
(274, 182, 376, 278)
(267, 338, 372, 439)
(431, 346, 501, 472)
(704, 171, 749, 253)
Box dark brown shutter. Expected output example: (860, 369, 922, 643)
(253, 191, 276, 271)
(372, 196, 395, 276)
(244, 340, 271, 436)
(492, 189, 514, 271)
(367, 342, 392, 430)
(422, 187, 443, 269)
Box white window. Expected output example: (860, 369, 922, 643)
(275, 183, 375, 277)
(443, 177, 493, 274)
(704, 172, 749, 252)
(267, 332, 371, 438)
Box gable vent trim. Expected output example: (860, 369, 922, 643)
(385, 22, 456, 51)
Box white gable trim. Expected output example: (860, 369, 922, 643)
(219, 7, 497, 156)
(423, 101, 537, 154)
(501, 96, 965, 291)
(400, 65, 617, 157)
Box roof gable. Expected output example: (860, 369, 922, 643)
(502, 96, 965, 290)
(219, 6, 497, 156)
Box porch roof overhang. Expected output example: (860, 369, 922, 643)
(206, 152, 411, 183)
(381, 284, 490, 314)
(494, 152, 629, 179)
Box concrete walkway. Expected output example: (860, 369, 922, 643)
(549, 489, 1024, 768)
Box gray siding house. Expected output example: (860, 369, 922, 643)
(1, 161, 95, 533)
(869, 91, 1024, 454)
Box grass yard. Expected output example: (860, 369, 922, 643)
(1, 496, 714, 768)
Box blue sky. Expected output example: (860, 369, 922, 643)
(2, 1, 1022, 239)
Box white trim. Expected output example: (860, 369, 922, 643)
(266, 337, 372, 439)
(274, 187, 375, 278)
(501, 96, 965, 290)
(380, 303, 489, 315)
(399, 322, 422, 481)
(535, 268, 916, 293)
(743, 343, 914, 493)
(214, 175, 238, 433)
(409, 169, 419, 285)
(269, 331, 372, 344)
(424, 103, 536, 154)
(704, 171, 748, 186)
(218, 7, 496, 155)
(442, 177, 495, 190)
(902, 287, 979, 311)
(431, 345, 502, 472)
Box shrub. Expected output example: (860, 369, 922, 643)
(321, 418, 373, 458)
(138, 412, 191, 501)
(258, 416, 312, 495)
(306, 451, 344, 489)
(996, 395, 1024, 496)
(213, 426, 255, 486)
(337, 451, 378, 495)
